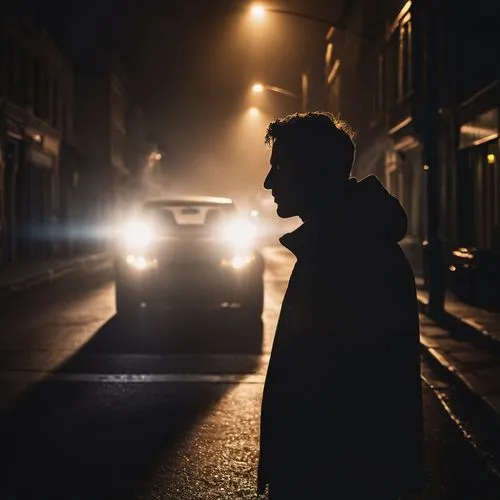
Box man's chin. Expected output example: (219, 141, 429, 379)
(276, 204, 298, 218)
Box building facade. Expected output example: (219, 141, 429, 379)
(0, 15, 73, 263)
(72, 51, 129, 238)
(326, 0, 500, 305)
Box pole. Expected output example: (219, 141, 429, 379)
(265, 8, 368, 39)
(412, 0, 445, 315)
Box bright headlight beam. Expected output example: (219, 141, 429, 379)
(223, 219, 257, 246)
(120, 221, 154, 249)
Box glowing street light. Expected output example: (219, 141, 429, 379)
(250, 81, 305, 110)
(250, 82, 297, 98)
(248, 107, 260, 117)
(252, 83, 264, 93)
(250, 4, 266, 21)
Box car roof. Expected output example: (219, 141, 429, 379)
(142, 196, 234, 207)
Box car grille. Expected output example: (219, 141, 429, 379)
(146, 260, 242, 307)
(160, 261, 221, 278)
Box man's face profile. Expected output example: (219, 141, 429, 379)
(264, 139, 306, 218)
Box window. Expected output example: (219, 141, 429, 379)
(399, 16, 412, 98)
(459, 109, 498, 149)
(457, 141, 500, 250)
(386, 6, 413, 105)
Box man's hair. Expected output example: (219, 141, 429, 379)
(264, 111, 356, 180)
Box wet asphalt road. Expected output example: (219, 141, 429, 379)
(0, 247, 499, 499)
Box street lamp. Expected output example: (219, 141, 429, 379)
(248, 106, 261, 117)
(251, 82, 298, 98)
(248, 3, 360, 32)
(251, 80, 307, 111)
(248, 2, 371, 109)
(247, 4, 346, 111)
(250, 4, 266, 21)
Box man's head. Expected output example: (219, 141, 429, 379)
(263, 111, 356, 218)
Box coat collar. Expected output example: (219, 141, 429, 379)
(279, 223, 307, 257)
(279, 219, 328, 258)
(278, 180, 358, 258)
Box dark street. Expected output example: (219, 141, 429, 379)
(2, 1, 500, 498)
(0, 248, 499, 499)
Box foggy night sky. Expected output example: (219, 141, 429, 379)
(15, 0, 341, 201)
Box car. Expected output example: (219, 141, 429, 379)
(113, 196, 265, 350)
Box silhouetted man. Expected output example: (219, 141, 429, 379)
(257, 112, 423, 499)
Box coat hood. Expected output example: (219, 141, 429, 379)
(280, 175, 408, 255)
(350, 174, 408, 243)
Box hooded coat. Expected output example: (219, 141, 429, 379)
(257, 175, 424, 498)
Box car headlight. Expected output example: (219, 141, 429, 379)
(119, 221, 154, 249)
(222, 219, 257, 247)
(125, 254, 158, 270)
(220, 253, 255, 270)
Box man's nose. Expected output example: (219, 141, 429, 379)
(263, 170, 273, 190)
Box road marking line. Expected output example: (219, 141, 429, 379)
(0, 372, 267, 384)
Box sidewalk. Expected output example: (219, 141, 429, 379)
(417, 283, 500, 347)
(417, 282, 500, 420)
(403, 235, 500, 347)
(0, 252, 110, 299)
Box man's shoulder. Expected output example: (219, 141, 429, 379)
(361, 240, 415, 276)
(312, 237, 408, 263)
(303, 239, 415, 285)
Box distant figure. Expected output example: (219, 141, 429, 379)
(257, 112, 423, 499)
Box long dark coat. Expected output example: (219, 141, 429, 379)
(257, 175, 424, 498)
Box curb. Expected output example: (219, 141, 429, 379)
(417, 298, 500, 353)
(420, 342, 500, 421)
(418, 298, 500, 423)
(0, 253, 110, 300)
